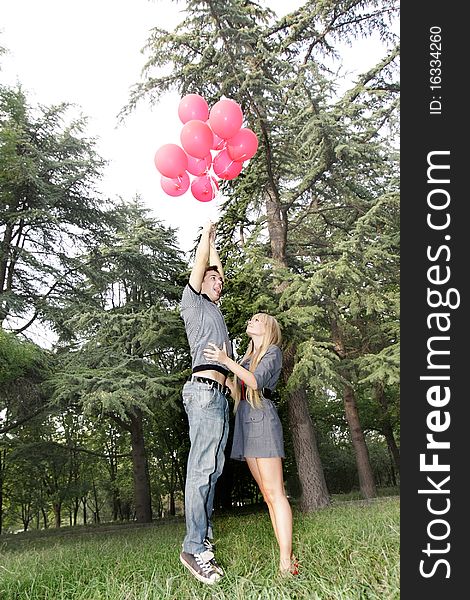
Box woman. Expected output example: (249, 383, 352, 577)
(203, 313, 298, 576)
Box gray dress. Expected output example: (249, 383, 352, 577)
(230, 345, 284, 460)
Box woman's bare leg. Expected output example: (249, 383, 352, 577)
(246, 457, 280, 545)
(246, 456, 293, 570)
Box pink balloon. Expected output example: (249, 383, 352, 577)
(180, 119, 213, 159)
(154, 144, 188, 179)
(227, 128, 259, 161)
(206, 120, 226, 150)
(212, 148, 243, 180)
(187, 153, 212, 176)
(211, 131, 226, 151)
(209, 99, 243, 140)
(178, 94, 209, 124)
(191, 174, 219, 202)
(160, 171, 190, 197)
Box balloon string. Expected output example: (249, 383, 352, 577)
(224, 160, 235, 174)
(210, 176, 218, 200)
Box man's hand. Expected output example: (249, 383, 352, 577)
(209, 225, 216, 246)
(202, 220, 214, 237)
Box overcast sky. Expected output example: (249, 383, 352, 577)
(1, 0, 389, 255)
(1, 0, 395, 348)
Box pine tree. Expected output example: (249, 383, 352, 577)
(51, 200, 188, 522)
(0, 85, 113, 333)
(129, 0, 399, 507)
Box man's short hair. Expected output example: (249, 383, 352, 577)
(204, 265, 220, 275)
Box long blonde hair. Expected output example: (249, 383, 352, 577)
(233, 313, 282, 411)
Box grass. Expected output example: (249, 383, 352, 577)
(0, 496, 399, 600)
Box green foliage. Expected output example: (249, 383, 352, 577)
(288, 338, 342, 393)
(0, 85, 114, 330)
(221, 245, 286, 346)
(1, 0, 402, 521)
(0, 329, 47, 386)
(51, 200, 189, 421)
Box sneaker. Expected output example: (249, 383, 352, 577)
(203, 538, 224, 576)
(203, 538, 215, 551)
(180, 550, 222, 585)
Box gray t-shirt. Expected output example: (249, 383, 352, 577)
(181, 284, 232, 373)
(242, 345, 282, 390)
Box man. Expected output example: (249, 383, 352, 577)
(179, 221, 231, 585)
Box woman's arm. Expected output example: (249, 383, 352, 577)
(203, 343, 258, 389)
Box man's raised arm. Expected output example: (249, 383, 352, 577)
(209, 227, 224, 281)
(189, 221, 214, 292)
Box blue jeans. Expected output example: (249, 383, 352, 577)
(182, 380, 229, 555)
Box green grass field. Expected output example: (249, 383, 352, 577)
(0, 497, 399, 600)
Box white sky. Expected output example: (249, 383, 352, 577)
(1, 0, 391, 257)
(1, 0, 396, 349)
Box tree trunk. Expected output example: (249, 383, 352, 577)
(0, 223, 14, 324)
(169, 490, 176, 516)
(343, 383, 377, 498)
(53, 502, 61, 528)
(113, 495, 121, 521)
(73, 497, 79, 525)
(265, 183, 330, 512)
(265, 184, 287, 263)
(0, 448, 5, 534)
(169, 461, 176, 515)
(331, 317, 377, 499)
(376, 385, 400, 473)
(129, 409, 152, 523)
(110, 473, 121, 521)
(382, 422, 400, 475)
(92, 480, 100, 523)
(41, 507, 49, 528)
(283, 346, 330, 511)
(82, 496, 87, 525)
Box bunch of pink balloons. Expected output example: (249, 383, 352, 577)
(154, 94, 259, 202)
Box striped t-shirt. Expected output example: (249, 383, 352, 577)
(180, 284, 232, 373)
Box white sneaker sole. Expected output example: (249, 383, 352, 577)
(179, 553, 221, 585)
(210, 560, 225, 576)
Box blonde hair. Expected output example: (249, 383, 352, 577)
(233, 313, 282, 411)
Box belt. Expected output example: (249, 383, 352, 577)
(190, 376, 229, 395)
